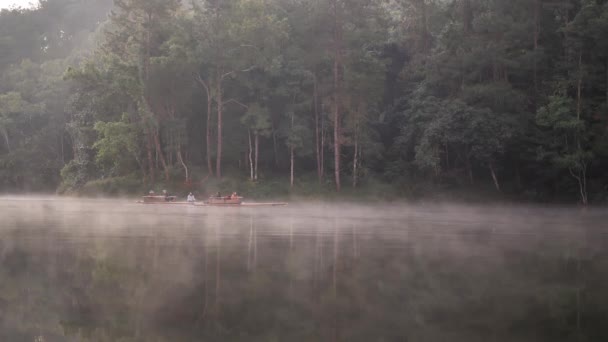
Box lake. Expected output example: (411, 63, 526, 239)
(1, 197, 607, 341)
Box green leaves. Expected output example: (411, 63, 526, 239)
(93, 118, 142, 176)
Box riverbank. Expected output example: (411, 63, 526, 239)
(52, 173, 604, 206)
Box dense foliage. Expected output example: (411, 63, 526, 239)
(1, 0, 608, 203)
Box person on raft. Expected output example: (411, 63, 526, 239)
(187, 192, 196, 203)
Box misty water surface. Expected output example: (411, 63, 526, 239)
(1, 197, 607, 342)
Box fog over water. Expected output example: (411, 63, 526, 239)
(1, 197, 607, 341)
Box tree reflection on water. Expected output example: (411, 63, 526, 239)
(1, 199, 607, 341)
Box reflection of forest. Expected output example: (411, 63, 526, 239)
(1, 202, 608, 342)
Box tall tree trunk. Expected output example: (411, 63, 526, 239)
(314, 74, 322, 183)
(415, 0, 429, 51)
(321, 107, 325, 178)
(60, 133, 65, 165)
(272, 120, 279, 167)
(195, 74, 214, 177)
(1, 128, 10, 154)
(489, 162, 501, 192)
(332, 0, 342, 192)
(207, 92, 214, 176)
(533, 0, 541, 92)
(467, 155, 473, 184)
(216, 73, 223, 179)
(290, 97, 296, 188)
(254, 132, 259, 181)
(248, 129, 254, 181)
(575, 51, 588, 206)
(177, 148, 189, 183)
(290, 146, 295, 188)
(352, 123, 358, 188)
(462, 0, 472, 34)
(145, 127, 155, 183)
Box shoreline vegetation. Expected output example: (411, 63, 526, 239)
(1, 1, 608, 205)
(51, 173, 593, 206)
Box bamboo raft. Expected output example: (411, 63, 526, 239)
(137, 196, 287, 207)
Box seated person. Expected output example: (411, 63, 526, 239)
(187, 192, 196, 203)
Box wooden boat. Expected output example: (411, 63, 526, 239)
(141, 195, 177, 203)
(205, 196, 243, 205)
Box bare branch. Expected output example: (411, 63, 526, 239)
(220, 70, 236, 80)
(193, 72, 210, 94)
(223, 99, 249, 109)
(221, 65, 256, 80)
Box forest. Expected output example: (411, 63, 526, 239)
(0, 0, 607, 203)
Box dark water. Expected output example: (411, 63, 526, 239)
(1, 197, 607, 342)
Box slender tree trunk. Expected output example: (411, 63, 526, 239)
(575, 51, 588, 206)
(177, 148, 189, 182)
(248, 129, 254, 181)
(416, 0, 428, 51)
(1, 128, 10, 154)
(353, 129, 358, 188)
(60, 133, 65, 164)
(142, 13, 156, 184)
(272, 121, 279, 167)
(533, 0, 541, 92)
(444, 142, 450, 169)
(462, 0, 472, 34)
(489, 162, 501, 192)
(577, 52, 582, 122)
(145, 128, 155, 183)
(254, 132, 259, 181)
(290, 107, 295, 188)
(314, 74, 322, 183)
(290, 146, 295, 188)
(216, 73, 223, 179)
(321, 107, 325, 178)
(207, 93, 214, 176)
(467, 156, 473, 184)
(332, 0, 342, 192)
(155, 142, 159, 170)
(195, 75, 214, 177)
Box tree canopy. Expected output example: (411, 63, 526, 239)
(1, 0, 608, 203)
